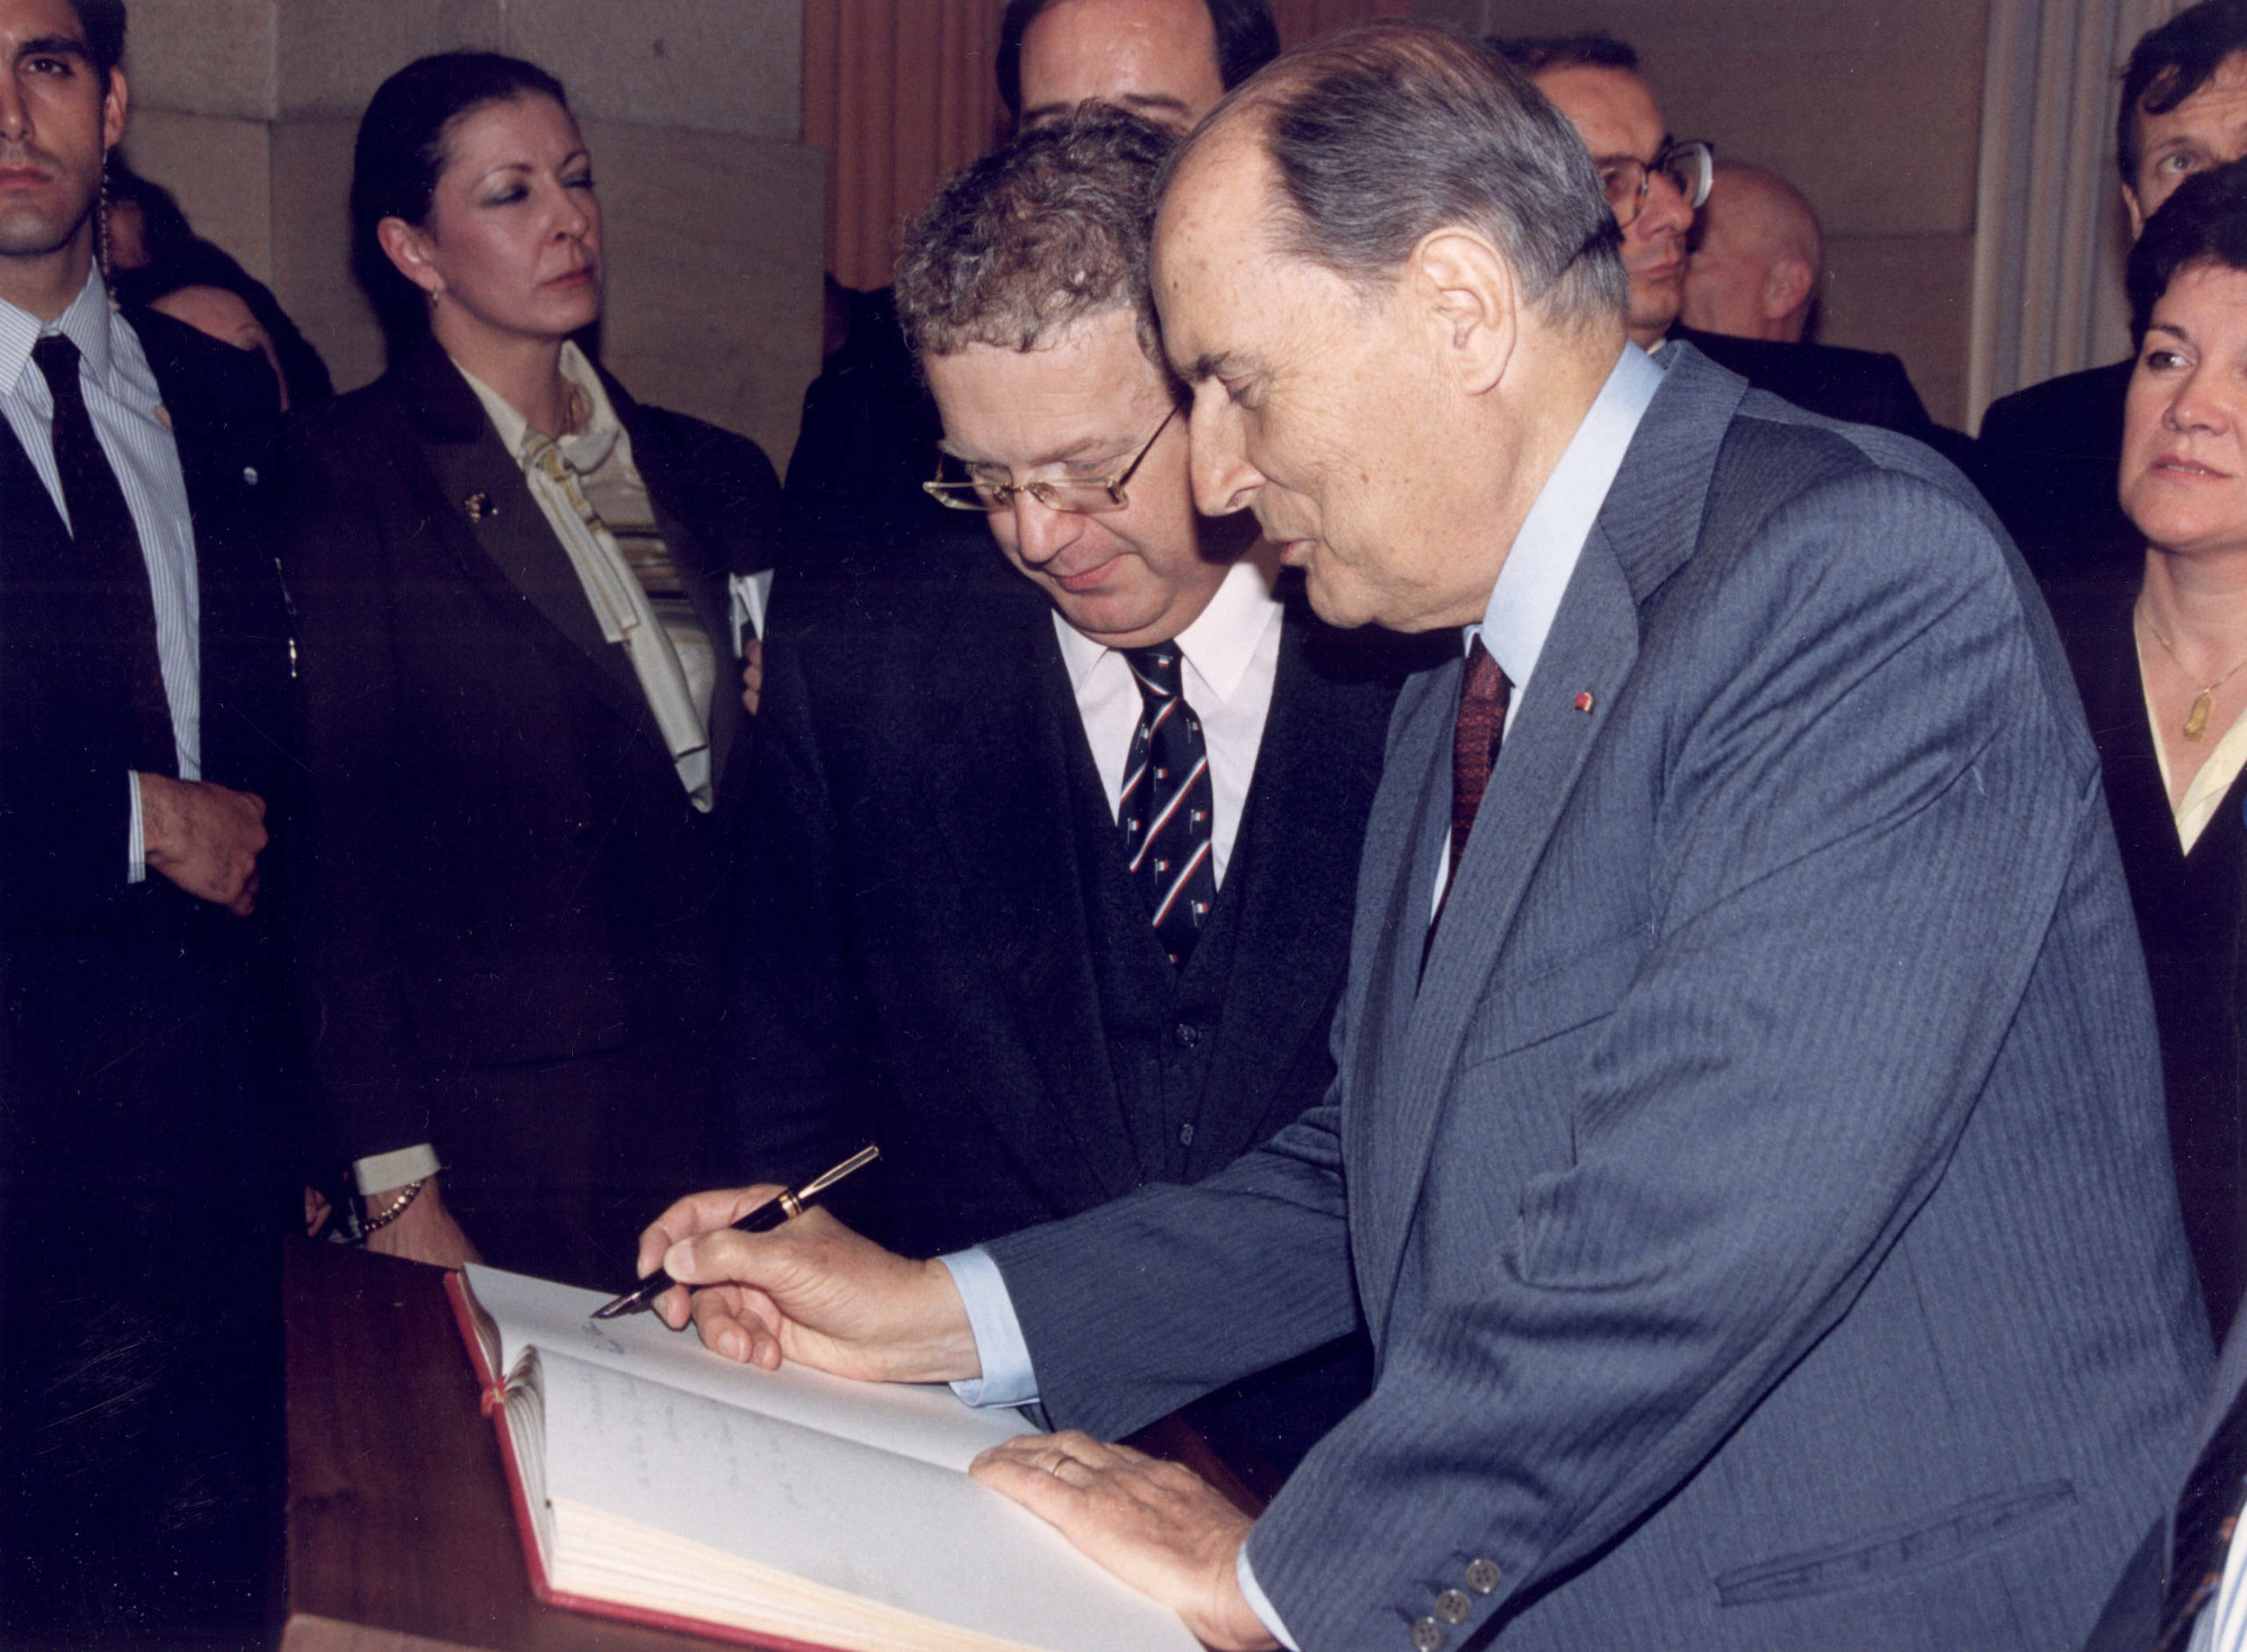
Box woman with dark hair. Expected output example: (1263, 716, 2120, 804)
(288, 52, 785, 1285)
(113, 236, 334, 412)
(2045, 155, 2247, 1343)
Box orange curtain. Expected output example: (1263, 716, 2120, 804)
(802, 0, 1415, 289)
(803, 0, 1008, 291)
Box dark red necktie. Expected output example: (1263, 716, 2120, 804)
(1426, 636, 1511, 965)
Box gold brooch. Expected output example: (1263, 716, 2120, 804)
(463, 491, 494, 522)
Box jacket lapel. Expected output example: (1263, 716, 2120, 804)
(1190, 607, 1382, 1166)
(607, 375, 752, 807)
(1353, 350, 1747, 1336)
(925, 597, 1144, 1210)
(395, 341, 659, 745)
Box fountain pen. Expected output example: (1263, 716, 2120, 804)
(590, 1144, 880, 1320)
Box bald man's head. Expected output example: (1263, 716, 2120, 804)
(1681, 162, 1823, 343)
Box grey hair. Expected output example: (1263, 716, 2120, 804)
(1181, 21, 1628, 330)
(894, 105, 1176, 363)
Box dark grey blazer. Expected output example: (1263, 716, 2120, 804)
(986, 346, 2209, 1650)
(287, 337, 784, 1276)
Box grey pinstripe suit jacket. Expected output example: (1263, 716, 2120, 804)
(985, 347, 2211, 1651)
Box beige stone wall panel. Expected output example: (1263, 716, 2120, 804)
(267, 116, 384, 394)
(121, 0, 278, 121)
(274, 0, 506, 118)
(583, 119, 823, 466)
(506, 0, 800, 141)
(1820, 233, 1978, 428)
(123, 109, 276, 283)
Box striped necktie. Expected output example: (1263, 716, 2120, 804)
(2157, 1381, 2247, 1648)
(1118, 645, 1216, 969)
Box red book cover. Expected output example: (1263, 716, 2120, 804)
(441, 1269, 844, 1652)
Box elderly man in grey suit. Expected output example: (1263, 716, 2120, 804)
(641, 25, 2208, 1651)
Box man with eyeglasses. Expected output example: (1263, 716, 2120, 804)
(707, 105, 1434, 1484)
(1492, 32, 1954, 450)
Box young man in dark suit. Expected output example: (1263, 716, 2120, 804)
(1978, 0, 2247, 579)
(0, 0, 299, 1642)
(715, 107, 1431, 1481)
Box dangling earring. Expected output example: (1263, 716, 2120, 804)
(95, 153, 112, 290)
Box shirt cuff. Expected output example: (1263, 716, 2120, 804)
(354, 1142, 442, 1196)
(127, 771, 146, 883)
(937, 1247, 1039, 1408)
(1238, 1548, 1299, 1651)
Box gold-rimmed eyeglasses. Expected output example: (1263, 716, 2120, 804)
(923, 401, 1181, 514)
(1597, 138, 1715, 230)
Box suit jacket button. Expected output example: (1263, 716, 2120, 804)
(1411, 1617, 1446, 1651)
(1174, 1023, 1200, 1048)
(1435, 1589, 1472, 1624)
(1464, 1557, 1501, 1593)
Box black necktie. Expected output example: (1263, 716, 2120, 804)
(32, 334, 174, 774)
(2157, 1380, 2247, 1649)
(1118, 646, 1216, 968)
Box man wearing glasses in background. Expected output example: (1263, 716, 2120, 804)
(713, 106, 1435, 1487)
(1496, 32, 1957, 453)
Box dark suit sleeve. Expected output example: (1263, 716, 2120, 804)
(990, 471, 2118, 1643)
(0, 748, 134, 925)
(1, 316, 288, 930)
(632, 404, 787, 579)
(1870, 353, 1936, 437)
(282, 419, 433, 1165)
(714, 630, 889, 1210)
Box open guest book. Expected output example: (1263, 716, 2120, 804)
(445, 1264, 1202, 1652)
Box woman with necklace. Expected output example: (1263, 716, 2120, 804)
(2045, 156, 2247, 1343)
(286, 53, 786, 1286)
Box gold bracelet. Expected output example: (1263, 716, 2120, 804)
(360, 1178, 427, 1234)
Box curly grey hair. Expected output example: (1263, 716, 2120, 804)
(894, 105, 1176, 365)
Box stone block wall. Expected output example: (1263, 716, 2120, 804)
(117, 0, 822, 467)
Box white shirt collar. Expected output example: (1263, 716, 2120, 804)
(455, 339, 622, 467)
(0, 265, 114, 394)
(1054, 544, 1285, 703)
(1471, 341, 1663, 685)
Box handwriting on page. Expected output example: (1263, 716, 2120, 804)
(538, 1354, 1198, 1652)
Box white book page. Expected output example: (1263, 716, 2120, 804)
(465, 1264, 1035, 1473)
(540, 1351, 1200, 1652)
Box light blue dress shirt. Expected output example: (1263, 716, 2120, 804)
(938, 340, 1665, 1650)
(0, 269, 205, 880)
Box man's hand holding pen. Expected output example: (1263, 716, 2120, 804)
(634, 1189, 984, 1386)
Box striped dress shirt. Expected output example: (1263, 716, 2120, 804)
(0, 269, 204, 879)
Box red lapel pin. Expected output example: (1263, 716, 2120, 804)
(1575, 691, 1595, 714)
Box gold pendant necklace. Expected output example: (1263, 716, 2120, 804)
(2141, 610, 2247, 740)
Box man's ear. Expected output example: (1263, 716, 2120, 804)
(101, 67, 127, 151)
(1411, 226, 1517, 395)
(377, 216, 445, 298)
(1763, 255, 1815, 325)
(2125, 178, 2149, 241)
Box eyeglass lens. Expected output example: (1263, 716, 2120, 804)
(1602, 141, 1714, 229)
